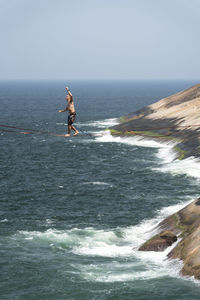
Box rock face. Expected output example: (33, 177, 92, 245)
(110, 83, 200, 159)
(139, 230, 177, 251)
(110, 84, 200, 279)
(139, 198, 200, 280)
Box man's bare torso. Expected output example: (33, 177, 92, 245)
(66, 95, 75, 114)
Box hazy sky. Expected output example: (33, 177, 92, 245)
(0, 0, 200, 80)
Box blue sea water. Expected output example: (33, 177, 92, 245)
(1, 80, 200, 299)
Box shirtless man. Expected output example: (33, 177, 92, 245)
(59, 87, 79, 136)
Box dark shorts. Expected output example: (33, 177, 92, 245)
(68, 113, 76, 125)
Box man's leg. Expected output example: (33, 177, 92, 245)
(71, 125, 79, 136)
(65, 125, 71, 137)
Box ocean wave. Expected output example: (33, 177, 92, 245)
(155, 155, 200, 179)
(94, 130, 173, 148)
(82, 181, 113, 187)
(77, 118, 119, 129)
(12, 198, 194, 282)
(0, 218, 8, 223)
(77, 251, 183, 283)
(94, 130, 200, 180)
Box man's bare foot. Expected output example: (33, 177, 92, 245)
(65, 134, 70, 137)
(73, 131, 79, 136)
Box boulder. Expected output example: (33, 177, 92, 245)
(139, 230, 177, 251)
(138, 198, 200, 280)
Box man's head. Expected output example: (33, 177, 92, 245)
(66, 94, 73, 103)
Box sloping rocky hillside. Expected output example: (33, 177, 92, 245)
(111, 83, 200, 159)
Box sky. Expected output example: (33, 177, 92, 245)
(0, 0, 200, 80)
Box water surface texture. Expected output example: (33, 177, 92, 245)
(1, 80, 200, 299)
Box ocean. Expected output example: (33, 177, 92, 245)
(1, 80, 200, 299)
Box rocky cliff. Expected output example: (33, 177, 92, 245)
(139, 198, 200, 280)
(110, 83, 200, 159)
(109, 83, 200, 279)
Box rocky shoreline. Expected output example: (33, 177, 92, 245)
(139, 198, 200, 280)
(109, 83, 200, 280)
(110, 83, 200, 159)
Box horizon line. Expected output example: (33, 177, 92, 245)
(0, 78, 200, 82)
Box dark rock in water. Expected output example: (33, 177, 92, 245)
(139, 230, 177, 252)
(138, 198, 200, 280)
(160, 231, 177, 243)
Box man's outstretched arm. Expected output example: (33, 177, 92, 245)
(65, 86, 72, 97)
(59, 105, 68, 112)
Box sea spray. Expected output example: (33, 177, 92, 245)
(94, 130, 169, 148)
(77, 118, 119, 129)
(156, 155, 200, 179)
(11, 199, 192, 283)
(94, 130, 200, 180)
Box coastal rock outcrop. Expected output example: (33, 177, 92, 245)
(110, 83, 200, 159)
(139, 230, 177, 251)
(110, 84, 200, 279)
(139, 198, 200, 279)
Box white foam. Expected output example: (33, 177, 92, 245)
(156, 155, 200, 179)
(0, 218, 8, 223)
(121, 198, 193, 248)
(72, 228, 130, 257)
(79, 257, 183, 282)
(73, 200, 192, 282)
(17, 228, 80, 245)
(156, 144, 178, 163)
(77, 118, 119, 129)
(56, 123, 66, 126)
(45, 219, 55, 225)
(94, 130, 200, 181)
(94, 130, 171, 148)
(71, 230, 183, 282)
(16, 198, 193, 256)
(82, 181, 113, 187)
(14, 198, 194, 282)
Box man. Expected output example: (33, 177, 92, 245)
(59, 87, 79, 136)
